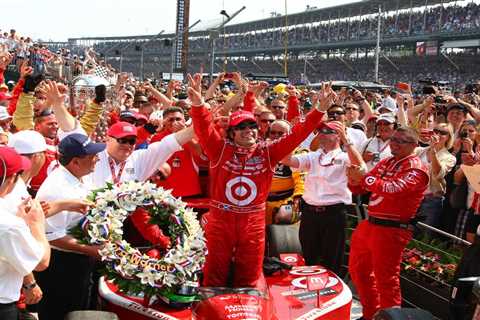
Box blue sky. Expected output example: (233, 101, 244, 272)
(1, 0, 355, 41)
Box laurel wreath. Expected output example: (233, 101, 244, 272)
(69, 181, 207, 299)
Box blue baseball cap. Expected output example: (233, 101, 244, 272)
(58, 134, 106, 161)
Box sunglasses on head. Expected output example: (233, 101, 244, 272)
(234, 121, 258, 131)
(115, 137, 137, 145)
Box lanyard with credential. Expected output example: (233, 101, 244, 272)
(108, 157, 127, 184)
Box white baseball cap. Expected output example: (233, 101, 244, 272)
(9, 130, 48, 154)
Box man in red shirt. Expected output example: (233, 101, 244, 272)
(347, 126, 429, 320)
(187, 74, 332, 287)
(150, 107, 202, 198)
(29, 109, 59, 195)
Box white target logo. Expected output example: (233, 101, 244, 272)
(365, 176, 376, 186)
(291, 276, 339, 289)
(289, 266, 327, 276)
(283, 256, 298, 263)
(225, 177, 257, 206)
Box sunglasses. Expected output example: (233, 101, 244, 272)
(433, 128, 449, 136)
(327, 111, 345, 117)
(272, 105, 286, 110)
(234, 122, 258, 131)
(261, 119, 275, 124)
(318, 128, 337, 135)
(167, 117, 183, 122)
(270, 130, 287, 137)
(390, 137, 415, 145)
(345, 107, 359, 111)
(115, 137, 137, 145)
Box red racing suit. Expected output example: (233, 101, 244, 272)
(348, 154, 428, 319)
(190, 100, 323, 288)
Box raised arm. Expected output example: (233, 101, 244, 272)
(38, 80, 76, 132)
(269, 83, 336, 163)
(188, 73, 225, 161)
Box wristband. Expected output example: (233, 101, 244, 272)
(22, 281, 37, 290)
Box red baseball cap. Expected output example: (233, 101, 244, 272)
(318, 121, 342, 132)
(107, 121, 138, 138)
(228, 111, 256, 127)
(0, 147, 31, 177)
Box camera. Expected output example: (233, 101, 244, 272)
(434, 96, 446, 104)
(460, 131, 469, 139)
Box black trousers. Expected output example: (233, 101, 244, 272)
(0, 302, 18, 320)
(35, 249, 95, 320)
(299, 201, 346, 275)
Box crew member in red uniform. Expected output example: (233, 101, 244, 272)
(150, 106, 202, 198)
(187, 74, 333, 288)
(347, 126, 429, 320)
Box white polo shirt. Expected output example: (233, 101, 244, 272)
(36, 166, 90, 242)
(0, 212, 44, 303)
(293, 148, 353, 206)
(84, 134, 183, 189)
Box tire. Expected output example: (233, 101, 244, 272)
(64, 311, 119, 320)
(266, 223, 302, 257)
(373, 308, 435, 320)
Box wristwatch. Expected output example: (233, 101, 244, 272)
(22, 281, 37, 291)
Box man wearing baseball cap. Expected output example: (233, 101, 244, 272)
(84, 121, 194, 189)
(0, 147, 50, 320)
(35, 133, 105, 320)
(188, 74, 331, 288)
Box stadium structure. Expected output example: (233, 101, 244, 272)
(49, 0, 480, 88)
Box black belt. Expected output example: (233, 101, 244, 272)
(267, 189, 294, 202)
(303, 202, 345, 213)
(368, 216, 414, 231)
(0, 302, 16, 309)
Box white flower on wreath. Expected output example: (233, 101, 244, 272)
(137, 266, 163, 287)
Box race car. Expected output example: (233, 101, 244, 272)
(98, 223, 352, 320)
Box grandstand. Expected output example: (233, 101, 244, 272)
(63, 0, 480, 87)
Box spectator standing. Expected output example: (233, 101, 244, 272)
(0, 147, 50, 320)
(282, 121, 365, 273)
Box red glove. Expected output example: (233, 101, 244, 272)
(130, 207, 171, 249)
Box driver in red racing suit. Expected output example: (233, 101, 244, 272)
(187, 74, 331, 288)
(347, 126, 429, 320)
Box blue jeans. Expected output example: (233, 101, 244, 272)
(416, 196, 444, 237)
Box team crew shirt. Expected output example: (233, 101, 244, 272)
(36, 166, 90, 243)
(293, 148, 354, 206)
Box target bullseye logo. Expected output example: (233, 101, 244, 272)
(225, 177, 257, 206)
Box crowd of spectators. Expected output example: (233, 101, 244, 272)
(90, 2, 480, 57)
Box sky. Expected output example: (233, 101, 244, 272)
(1, 0, 356, 42)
